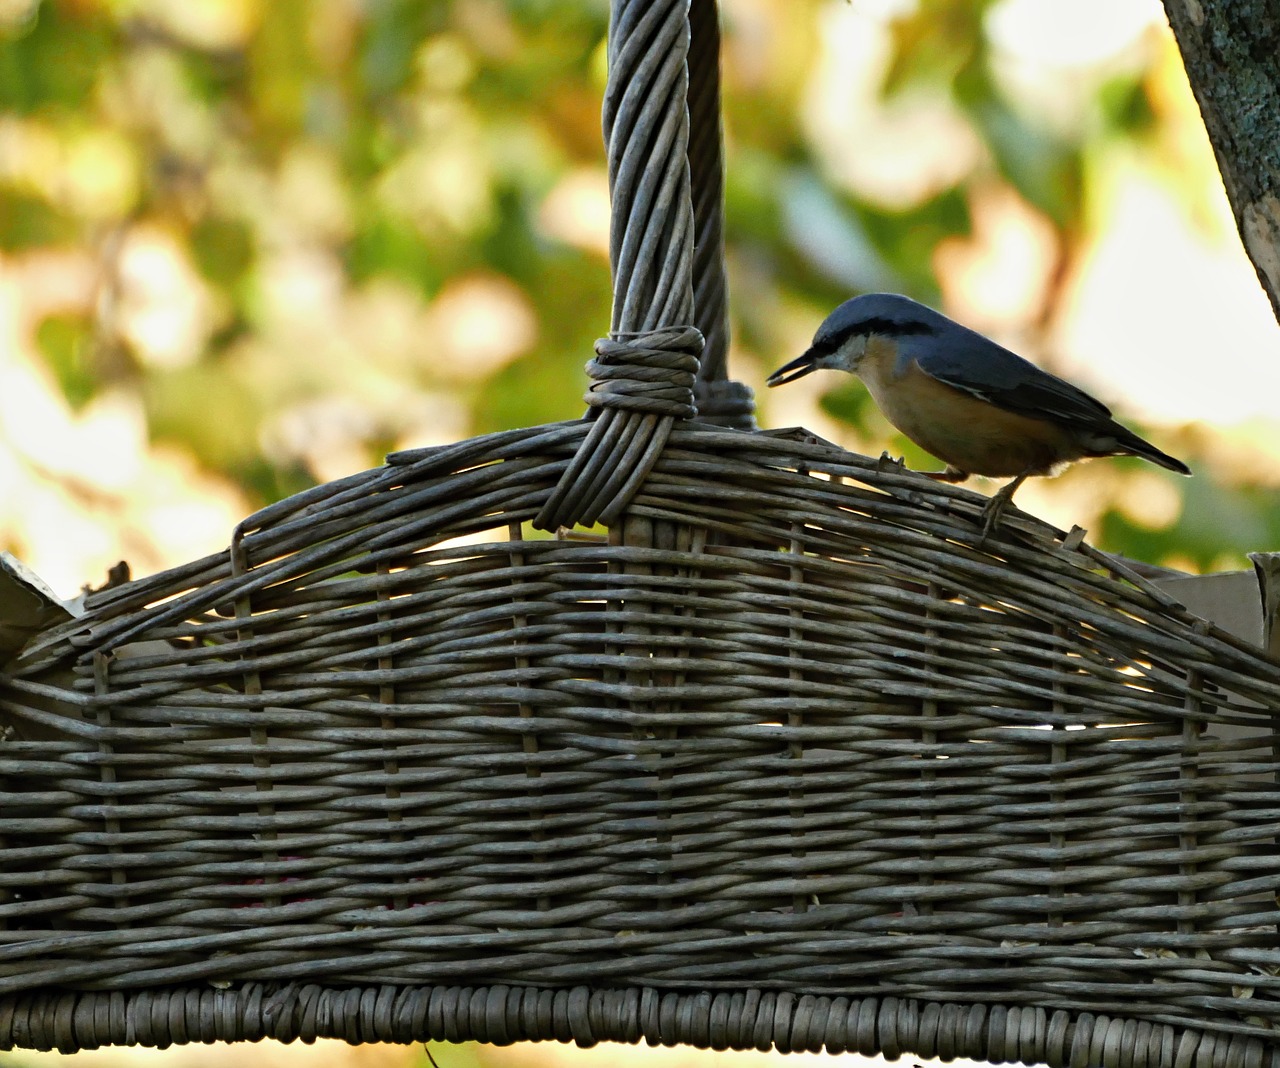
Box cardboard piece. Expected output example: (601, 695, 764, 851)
(0, 551, 76, 662)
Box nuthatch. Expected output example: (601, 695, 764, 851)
(767, 293, 1189, 535)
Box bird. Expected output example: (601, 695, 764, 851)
(766, 293, 1189, 537)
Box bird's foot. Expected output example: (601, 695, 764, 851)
(977, 473, 1030, 544)
(877, 450, 906, 472)
(979, 493, 1013, 542)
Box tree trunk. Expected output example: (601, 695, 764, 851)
(1161, 0, 1280, 323)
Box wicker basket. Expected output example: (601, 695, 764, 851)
(4, 1, 1280, 1064)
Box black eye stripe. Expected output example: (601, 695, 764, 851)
(857, 317, 936, 338)
(816, 317, 936, 350)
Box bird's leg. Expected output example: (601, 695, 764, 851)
(924, 466, 969, 483)
(980, 472, 1030, 539)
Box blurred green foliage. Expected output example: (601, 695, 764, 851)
(0, 0, 1269, 572)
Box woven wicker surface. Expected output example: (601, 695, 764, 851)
(4, 421, 1280, 1061)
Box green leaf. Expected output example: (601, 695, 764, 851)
(472, 345, 588, 432)
(817, 379, 878, 431)
(36, 314, 96, 410)
(191, 216, 254, 288)
(0, 2, 115, 113)
(1098, 73, 1156, 136)
(0, 193, 77, 249)
(955, 61, 1083, 228)
(143, 363, 264, 476)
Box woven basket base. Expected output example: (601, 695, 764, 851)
(1, 982, 1271, 1066)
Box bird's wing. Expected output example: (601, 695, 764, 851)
(911, 328, 1112, 427)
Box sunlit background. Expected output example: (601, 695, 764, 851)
(10, 1035, 995, 1068)
(2, 0, 1279, 1063)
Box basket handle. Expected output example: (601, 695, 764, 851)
(533, 0, 752, 532)
(687, 0, 755, 429)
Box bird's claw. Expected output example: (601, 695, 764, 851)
(877, 450, 906, 472)
(978, 496, 1009, 543)
(977, 480, 1026, 544)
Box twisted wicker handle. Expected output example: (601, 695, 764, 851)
(534, 0, 750, 531)
(687, 0, 755, 429)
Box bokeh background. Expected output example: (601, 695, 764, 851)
(3, 0, 1280, 600)
(2, 0, 1279, 1064)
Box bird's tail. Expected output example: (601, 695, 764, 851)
(1107, 423, 1190, 475)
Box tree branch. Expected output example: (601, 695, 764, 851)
(1161, 0, 1280, 322)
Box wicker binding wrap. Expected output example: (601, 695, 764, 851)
(5, 1, 1280, 1064)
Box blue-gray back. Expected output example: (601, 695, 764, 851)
(905, 324, 1113, 428)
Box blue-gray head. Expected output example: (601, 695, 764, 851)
(767, 293, 948, 386)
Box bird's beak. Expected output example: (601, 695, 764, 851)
(766, 348, 819, 387)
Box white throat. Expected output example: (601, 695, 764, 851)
(825, 333, 867, 373)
